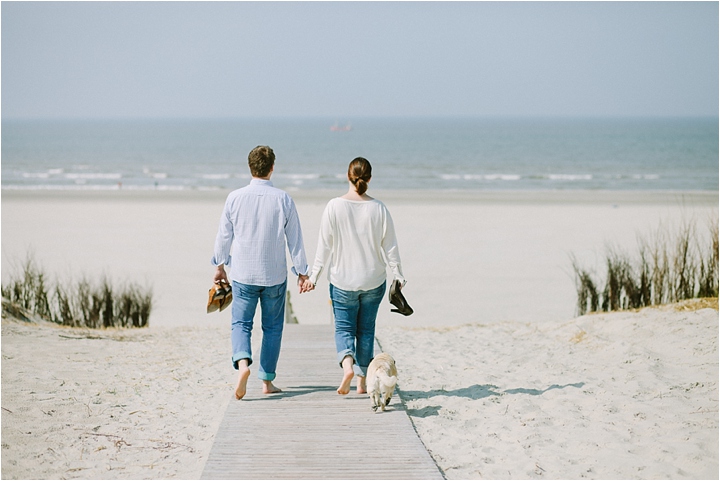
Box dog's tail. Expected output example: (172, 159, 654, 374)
(378, 372, 397, 388)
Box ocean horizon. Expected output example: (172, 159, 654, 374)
(2, 117, 717, 192)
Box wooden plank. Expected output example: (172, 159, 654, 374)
(201, 324, 443, 480)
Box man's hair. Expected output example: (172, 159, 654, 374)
(248, 145, 275, 178)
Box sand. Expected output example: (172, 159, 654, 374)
(1, 188, 717, 479)
(1, 320, 232, 479)
(377, 303, 718, 479)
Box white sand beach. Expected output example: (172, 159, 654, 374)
(377, 302, 718, 479)
(1, 189, 717, 479)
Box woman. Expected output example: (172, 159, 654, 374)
(304, 157, 406, 395)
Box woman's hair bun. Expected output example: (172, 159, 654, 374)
(348, 157, 372, 195)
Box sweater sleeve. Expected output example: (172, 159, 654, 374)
(381, 205, 406, 284)
(309, 201, 334, 286)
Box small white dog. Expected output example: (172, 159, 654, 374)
(366, 353, 398, 412)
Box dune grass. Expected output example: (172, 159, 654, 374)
(572, 216, 718, 316)
(2, 257, 152, 328)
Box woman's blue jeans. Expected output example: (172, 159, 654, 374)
(329, 281, 386, 377)
(230, 280, 286, 381)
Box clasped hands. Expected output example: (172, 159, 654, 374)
(297, 274, 315, 294)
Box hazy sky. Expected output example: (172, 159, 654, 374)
(2, 1, 718, 119)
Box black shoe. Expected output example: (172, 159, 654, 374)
(389, 279, 413, 316)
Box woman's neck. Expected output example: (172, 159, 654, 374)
(341, 184, 372, 201)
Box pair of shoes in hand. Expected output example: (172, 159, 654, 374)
(389, 279, 413, 316)
(207, 282, 233, 313)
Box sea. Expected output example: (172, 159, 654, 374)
(2, 117, 717, 192)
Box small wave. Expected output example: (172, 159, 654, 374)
(466, 174, 521, 181)
(200, 174, 230, 180)
(278, 173, 320, 180)
(497, 175, 521, 181)
(64, 173, 122, 180)
(3, 184, 120, 191)
(440, 174, 520, 181)
(632, 174, 660, 180)
(545, 174, 593, 181)
(2, 184, 187, 191)
(142, 168, 168, 179)
(22, 169, 66, 179)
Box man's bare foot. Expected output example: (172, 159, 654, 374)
(262, 381, 282, 394)
(357, 376, 367, 394)
(234, 366, 251, 400)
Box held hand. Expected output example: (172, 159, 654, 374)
(298, 274, 310, 293)
(214, 265, 229, 285)
(298, 276, 315, 294)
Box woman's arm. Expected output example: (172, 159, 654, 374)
(308, 202, 334, 286)
(381, 205, 407, 286)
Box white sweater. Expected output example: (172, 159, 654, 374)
(309, 197, 405, 291)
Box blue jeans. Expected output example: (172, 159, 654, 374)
(230, 280, 287, 381)
(329, 281, 386, 377)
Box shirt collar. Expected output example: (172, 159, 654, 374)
(250, 178, 273, 187)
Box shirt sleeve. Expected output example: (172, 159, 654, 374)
(211, 196, 234, 267)
(284, 196, 309, 277)
(381, 205, 406, 284)
(309, 201, 334, 286)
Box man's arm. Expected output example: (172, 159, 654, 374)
(214, 264, 229, 284)
(284, 197, 310, 290)
(212, 197, 234, 281)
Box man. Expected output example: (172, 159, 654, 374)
(212, 145, 309, 400)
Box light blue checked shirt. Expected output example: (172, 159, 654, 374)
(212, 179, 308, 286)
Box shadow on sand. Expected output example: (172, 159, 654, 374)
(399, 382, 586, 416)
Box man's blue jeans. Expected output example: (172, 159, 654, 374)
(231, 280, 287, 381)
(329, 281, 386, 377)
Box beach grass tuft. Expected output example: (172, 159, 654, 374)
(572, 216, 719, 316)
(2, 257, 152, 328)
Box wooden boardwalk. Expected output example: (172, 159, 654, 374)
(201, 324, 443, 480)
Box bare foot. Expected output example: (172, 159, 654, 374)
(234, 366, 251, 400)
(262, 381, 282, 394)
(357, 376, 367, 395)
(337, 370, 354, 395)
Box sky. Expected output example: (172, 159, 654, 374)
(2, 1, 718, 119)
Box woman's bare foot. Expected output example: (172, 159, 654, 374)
(337, 356, 355, 395)
(357, 376, 367, 394)
(337, 370, 354, 395)
(262, 381, 282, 394)
(234, 365, 251, 400)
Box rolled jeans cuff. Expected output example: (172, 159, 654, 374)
(258, 370, 276, 382)
(337, 350, 366, 376)
(232, 351, 252, 370)
(337, 349, 355, 367)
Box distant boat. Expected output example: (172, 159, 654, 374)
(330, 122, 352, 132)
